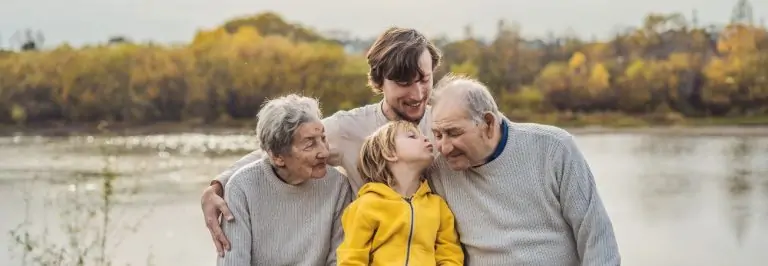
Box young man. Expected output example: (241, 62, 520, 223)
(201, 27, 442, 257)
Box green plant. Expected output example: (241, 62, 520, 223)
(8, 121, 155, 266)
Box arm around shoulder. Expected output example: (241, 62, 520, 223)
(435, 197, 464, 266)
(212, 150, 265, 189)
(336, 197, 377, 266)
(554, 135, 620, 266)
(216, 179, 252, 266)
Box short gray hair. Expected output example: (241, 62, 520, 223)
(431, 73, 501, 124)
(256, 94, 323, 156)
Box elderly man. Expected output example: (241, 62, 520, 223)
(427, 74, 620, 265)
(217, 94, 352, 266)
(201, 26, 441, 256)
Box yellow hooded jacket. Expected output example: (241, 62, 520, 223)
(336, 180, 464, 266)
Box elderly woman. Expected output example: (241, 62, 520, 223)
(216, 94, 354, 266)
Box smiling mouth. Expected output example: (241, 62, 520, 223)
(404, 101, 422, 108)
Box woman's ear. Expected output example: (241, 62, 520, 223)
(268, 151, 285, 167)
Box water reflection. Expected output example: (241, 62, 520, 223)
(636, 171, 698, 223)
(633, 135, 701, 223)
(633, 135, 700, 156)
(723, 137, 758, 246)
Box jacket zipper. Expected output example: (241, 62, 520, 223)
(404, 197, 414, 266)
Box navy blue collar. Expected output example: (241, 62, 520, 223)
(485, 119, 509, 164)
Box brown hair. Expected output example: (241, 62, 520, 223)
(366, 27, 442, 93)
(357, 120, 423, 187)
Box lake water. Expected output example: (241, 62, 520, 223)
(1, 129, 767, 266)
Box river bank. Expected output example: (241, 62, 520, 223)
(2, 114, 768, 137)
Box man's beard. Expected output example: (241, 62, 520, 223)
(389, 102, 423, 123)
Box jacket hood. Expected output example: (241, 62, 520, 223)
(357, 180, 432, 200)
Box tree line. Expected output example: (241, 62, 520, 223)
(0, 10, 767, 126)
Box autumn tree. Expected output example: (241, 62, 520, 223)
(1, 11, 767, 126)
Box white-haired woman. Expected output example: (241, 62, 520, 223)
(217, 94, 353, 266)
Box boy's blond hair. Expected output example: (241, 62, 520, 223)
(357, 120, 422, 187)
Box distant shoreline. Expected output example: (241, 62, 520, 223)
(2, 121, 768, 137)
(565, 126, 768, 137)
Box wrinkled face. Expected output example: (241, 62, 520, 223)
(278, 121, 330, 181)
(431, 101, 487, 171)
(380, 48, 433, 123)
(393, 128, 434, 167)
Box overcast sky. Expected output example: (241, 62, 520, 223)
(0, 0, 764, 48)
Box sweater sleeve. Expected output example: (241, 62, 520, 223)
(555, 135, 621, 266)
(336, 199, 377, 266)
(212, 150, 265, 189)
(326, 179, 355, 266)
(435, 197, 464, 266)
(217, 180, 252, 266)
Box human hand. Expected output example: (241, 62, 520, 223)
(201, 183, 233, 257)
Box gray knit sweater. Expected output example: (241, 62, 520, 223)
(430, 121, 621, 266)
(216, 158, 354, 266)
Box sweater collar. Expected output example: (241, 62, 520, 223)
(472, 118, 509, 168)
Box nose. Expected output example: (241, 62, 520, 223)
(316, 142, 330, 159)
(410, 84, 425, 100)
(436, 138, 452, 155)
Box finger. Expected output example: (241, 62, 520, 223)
(205, 216, 225, 256)
(217, 229, 232, 251)
(209, 227, 224, 257)
(211, 224, 230, 253)
(218, 203, 234, 221)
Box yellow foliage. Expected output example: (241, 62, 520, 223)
(568, 52, 587, 70)
(232, 26, 263, 44)
(666, 53, 691, 69)
(539, 62, 568, 79)
(717, 24, 765, 55)
(0, 11, 767, 124)
(587, 63, 611, 94)
(535, 62, 569, 92)
(703, 58, 728, 82)
(582, 43, 612, 61)
(624, 60, 646, 79)
(514, 86, 544, 109)
(450, 61, 479, 78)
(191, 28, 229, 48)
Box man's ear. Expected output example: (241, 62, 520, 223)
(268, 151, 286, 167)
(482, 112, 497, 137)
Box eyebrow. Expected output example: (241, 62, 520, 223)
(433, 125, 458, 132)
(303, 134, 322, 142)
